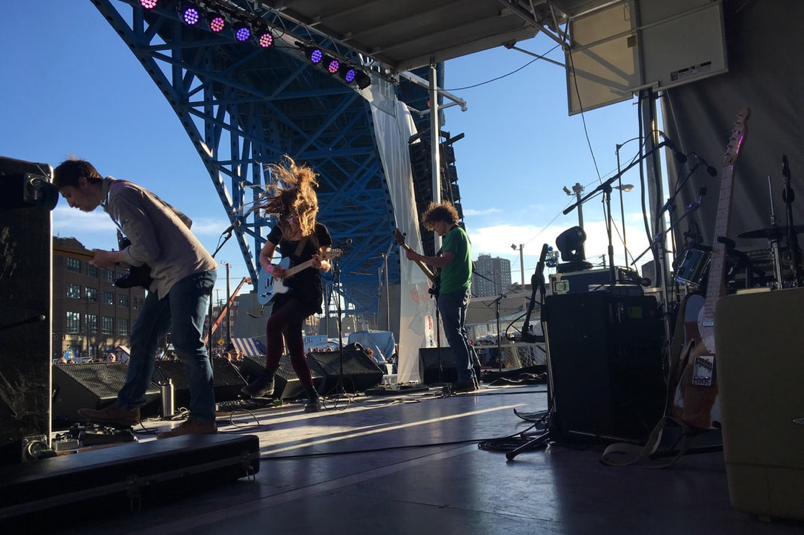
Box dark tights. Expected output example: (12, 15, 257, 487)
(265, 297, 315, 390)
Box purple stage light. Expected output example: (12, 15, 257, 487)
(339, 65, 356, 83)
(235, 26, 251, 42)
(182, 7, 200, 25)
(326, 59, 339, 74)
(258, 32, 273, 48)
(209, 16, 225, 33)
(140, 0, 158, 9)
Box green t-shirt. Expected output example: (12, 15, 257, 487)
(439, 225, 472, 294)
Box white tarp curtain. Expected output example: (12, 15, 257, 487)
(347, 330, 396, 363)
(362, 78, 436, 383)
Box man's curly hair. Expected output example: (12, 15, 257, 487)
(421, 201, 459, 231)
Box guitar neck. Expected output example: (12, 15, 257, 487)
(702, 166, 735, 325)
(283, 258, 316, 279)
(54, 245, 95, 262)
(400, 243, 438, 284)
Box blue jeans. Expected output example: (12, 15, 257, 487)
(118, 270, 217, 422)
(438, 287, 475, 382)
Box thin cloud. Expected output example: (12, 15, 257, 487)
(463, 207, 501, 216)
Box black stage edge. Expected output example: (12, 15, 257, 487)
(0, 433, 260, 520)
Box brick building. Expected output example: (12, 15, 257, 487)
(52, 237, 146, 361)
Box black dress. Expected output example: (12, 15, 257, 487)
(267, 222, 332, 315)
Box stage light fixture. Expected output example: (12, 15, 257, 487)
(322, 56, 340, 75)
(180, 3, 200, 26)
(355, 71, 372, 89)
(234, 24, 251, 42)
(140, 0, 158, 9)
(304, 46, 324, 64)
(256, 28, 274, 48)
(208, 13, 226, 33)
(338, 64, 357, 83)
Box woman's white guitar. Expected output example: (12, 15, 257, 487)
(257, 249, 342, 305)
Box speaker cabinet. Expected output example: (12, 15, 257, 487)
(153, 358, 245, 409)
(52, 362, 160, 428)
(239, 355, 323, 400)
(0, 156, 54, 464)
(716, 288, 804, 520)
(543, 292, 665, 443)
(419, 347, 481, 385)
(307, 344, 384, 394)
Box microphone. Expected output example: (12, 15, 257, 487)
(222, 219, 242, 235)
(333, 238, 353, 248)
(658, 132, 688, 163)
(692, 153, 718, 176)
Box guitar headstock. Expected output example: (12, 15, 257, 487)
(393, 229, 406, 247)
(724, 107, 751, 166)
(324, 248, 343, 260)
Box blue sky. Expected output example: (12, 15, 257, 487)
(1, 1, 655, 300)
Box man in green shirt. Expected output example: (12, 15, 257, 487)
(405, 201, 477, 392)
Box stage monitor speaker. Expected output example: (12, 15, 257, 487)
(238, 355, 323, 400)
(419, 347, 482, 385)
(0, 156, 56, 463)
(52, 362, 160, 428)
(307, 344, 384, 394)
(543, 292, 665, 443)
(153, 358, 245, 409)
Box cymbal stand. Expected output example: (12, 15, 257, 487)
(782, 155, 803, 286)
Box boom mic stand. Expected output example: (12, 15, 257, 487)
(206, 225, 237, 354)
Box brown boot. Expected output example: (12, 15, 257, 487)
(78, 402, 141, 427)
(156, 419, 217, 439)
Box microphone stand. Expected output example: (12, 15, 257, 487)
(330, 238, 352, 401)
(207, 228, 236, 353)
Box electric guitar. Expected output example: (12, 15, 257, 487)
(257, 249, 342, 306)
(393, 229, 440, 296)
(670, 107, 750, 429)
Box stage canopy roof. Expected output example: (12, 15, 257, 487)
(258, 0, 613, 71)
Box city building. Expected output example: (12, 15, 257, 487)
(472, 254, 512, 297)
(52, 237, 146, 362)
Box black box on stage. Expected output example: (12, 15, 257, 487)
(419, 347, 482, 385)
(239, 354, 324, 400)
(307, 344, 384, 394)
(153, 358, 245, 409)
(549, 267, 637, 294)
(52, 362, 160, 428)
(543, 292, 665, 443)
(0, 156, 55, 465)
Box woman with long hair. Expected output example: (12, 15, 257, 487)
(241, 157, 332, 411)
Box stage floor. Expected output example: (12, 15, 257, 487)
(20, 385, 804, 534)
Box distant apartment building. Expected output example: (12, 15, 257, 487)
(472, 254, 512, 297)
(52, 237, 146, 361)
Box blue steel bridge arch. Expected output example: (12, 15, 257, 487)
(90, 0, 422, 320)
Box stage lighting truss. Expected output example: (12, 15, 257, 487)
(298, 42, 370, 88)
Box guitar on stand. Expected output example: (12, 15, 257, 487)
(393, 229, 440, 297)
(257, 249, 342, 306)
(671, 108, 751, 430)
